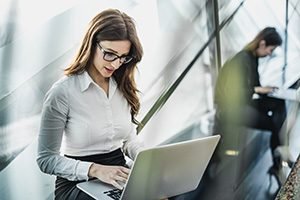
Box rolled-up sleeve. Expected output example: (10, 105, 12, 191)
(36, 82, 92, 181)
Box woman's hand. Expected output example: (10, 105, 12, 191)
(254, 86, 278, 94)
(88, 163, 130, 189)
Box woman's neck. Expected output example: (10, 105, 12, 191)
(87, 66, 109, 94)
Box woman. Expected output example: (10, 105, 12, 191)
(214, 27, 286, 187)
(37, 8, 144, 200)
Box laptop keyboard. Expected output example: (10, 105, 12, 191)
(103, 188, 123, 200)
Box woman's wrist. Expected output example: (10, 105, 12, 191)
(88, 163, 97, 178)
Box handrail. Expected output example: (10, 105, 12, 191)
(136, 0, 245, 134)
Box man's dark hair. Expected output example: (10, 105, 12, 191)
(245, 27, 282, 51)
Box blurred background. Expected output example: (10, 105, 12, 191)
(0, 0, 300, 199)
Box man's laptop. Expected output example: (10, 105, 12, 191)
(77, 135, 220, 200)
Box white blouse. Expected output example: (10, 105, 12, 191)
(37, 71, 143, 181)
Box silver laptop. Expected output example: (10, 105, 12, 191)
(77, 135, 220, 200)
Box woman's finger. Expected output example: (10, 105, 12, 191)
(114, 175, 127, 183)
(120, 166, 130, 174)
(117, 170, 129, 179)
(111, 180, 124, 190)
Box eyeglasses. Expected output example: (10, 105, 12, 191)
(97, 43, 133, 64)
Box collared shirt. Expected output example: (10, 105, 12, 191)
(37, 71, 143, 181)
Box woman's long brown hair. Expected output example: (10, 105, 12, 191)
(64, 9, 143, 125)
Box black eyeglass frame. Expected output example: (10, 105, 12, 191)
(97, 43, 133, 64)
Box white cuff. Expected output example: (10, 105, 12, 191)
(76, 161, 93, 180)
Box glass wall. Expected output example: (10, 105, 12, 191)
(137, 0, 213, 145)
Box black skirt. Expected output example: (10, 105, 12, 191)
(55, 148, 126, 200)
